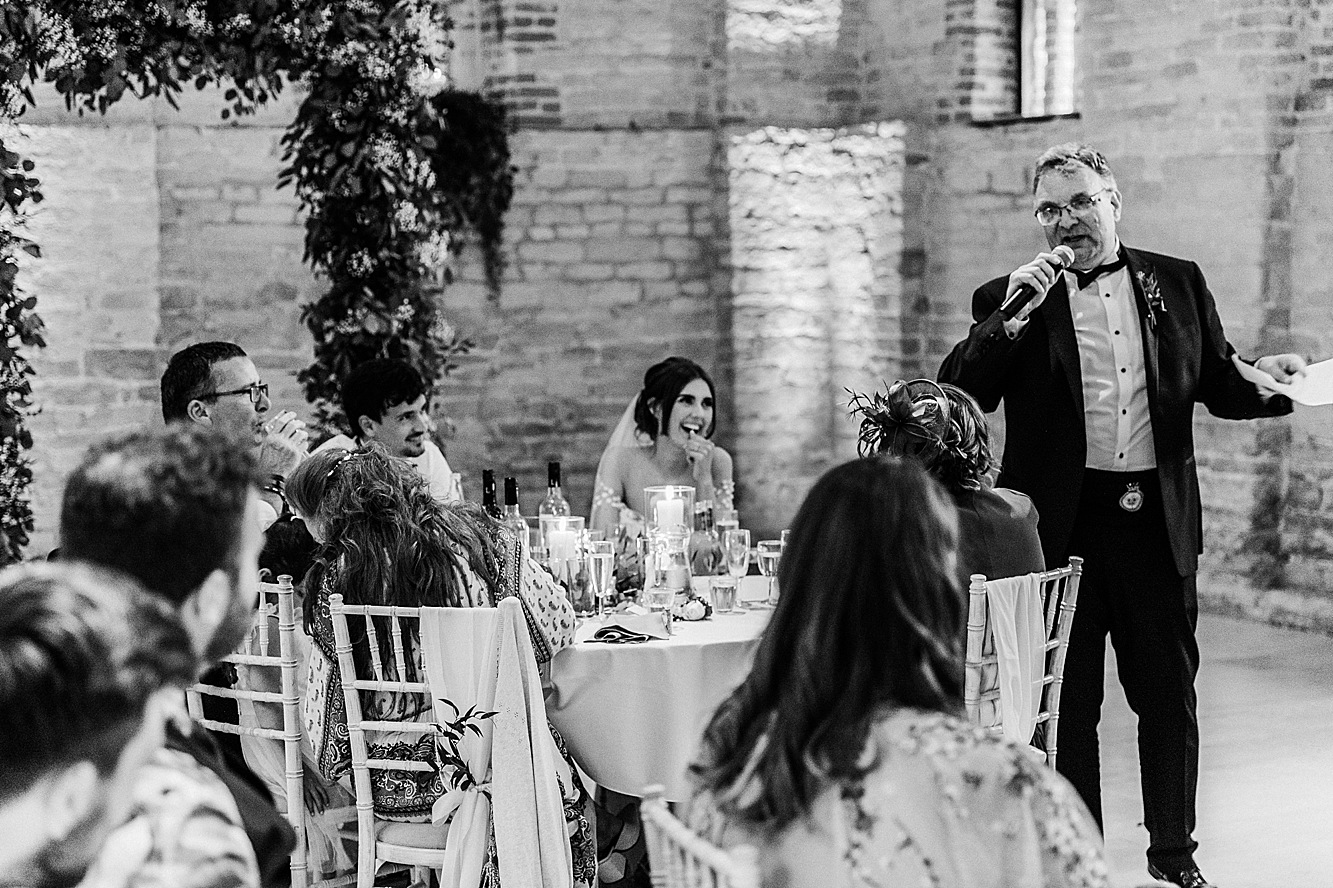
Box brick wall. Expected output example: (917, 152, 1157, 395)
(7, 0, 1333, 630)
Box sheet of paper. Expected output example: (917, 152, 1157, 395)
(1232, 353, 1333, 406)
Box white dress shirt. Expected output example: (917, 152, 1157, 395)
(1066, 264, 1157, 471)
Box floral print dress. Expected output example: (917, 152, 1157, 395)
(690, 708, 1108, 888)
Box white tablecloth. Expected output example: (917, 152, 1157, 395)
(546, 578, 771, 802)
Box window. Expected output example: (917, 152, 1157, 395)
(1020, 0, 1077, 117)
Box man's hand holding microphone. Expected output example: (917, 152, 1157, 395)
(1000, 244, 1076, 339)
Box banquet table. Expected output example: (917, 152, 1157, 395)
(546, 577, 771, 802)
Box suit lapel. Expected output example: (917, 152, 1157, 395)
(1038, 275, 1085, 415)
(1123, 247, 1161, 405)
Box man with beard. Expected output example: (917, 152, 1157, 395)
(159, 341, 309, 530)
(0, 563, 193, 888)
(939, 143, 1306, 888)
(60, 426, 295, 888)
(312, 358, 458, 503)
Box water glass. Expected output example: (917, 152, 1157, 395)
(723, 529, 751, 580)
(588, 551, 616, 616)
(551, 555, 595, 617)
(709, 576, 738, 614)
(757, 540, 783, 606)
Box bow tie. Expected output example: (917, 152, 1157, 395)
(1072, 256, 1127, 290)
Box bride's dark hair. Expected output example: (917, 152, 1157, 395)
(633, 356, 716, 440)
(690, 456, 963, 828)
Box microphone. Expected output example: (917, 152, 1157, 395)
(999, 244, 1076, 321)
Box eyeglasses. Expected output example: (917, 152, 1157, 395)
(1034, 188, 1112, 225)
(200, 381, 269, 406)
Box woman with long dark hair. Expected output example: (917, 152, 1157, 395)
(590, 356, 735, 536)
(287, 446, 595, 886)
(689, 457, 1105, 887)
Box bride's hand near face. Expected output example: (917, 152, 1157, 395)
(684, 430, 715, 480)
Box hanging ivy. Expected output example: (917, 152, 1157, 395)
(0, 0, 515, 558)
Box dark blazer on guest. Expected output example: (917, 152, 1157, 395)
(939, 245, 1291, 577)
(954, 485, 1046, 588)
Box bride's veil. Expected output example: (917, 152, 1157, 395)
(591, 394, 652, 513)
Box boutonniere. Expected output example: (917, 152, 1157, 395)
(1135, 268, 1166, 331)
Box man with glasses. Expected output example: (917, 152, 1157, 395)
(161, 341, 309, 530)
(940, 143, 1306, 888)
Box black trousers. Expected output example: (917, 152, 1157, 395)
(1055, 469, 1201, 874)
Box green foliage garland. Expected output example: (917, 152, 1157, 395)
(0, 1, 514, 557)
(0, 142, 44, 562)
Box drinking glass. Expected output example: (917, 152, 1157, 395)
(757, 540, 783, 606)
(552, 556, 595, 617)
(588, 551, 616, 616)
(714, 508, 740, 538)
(709, 576, 738, 614)
(723, 529, 751, 581)
(780, 529, 790, 549)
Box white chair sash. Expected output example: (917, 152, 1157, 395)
(984, 573, 1046, 745)
(421, 598, 573, 888)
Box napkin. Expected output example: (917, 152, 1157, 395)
(590, 612, 670, 643)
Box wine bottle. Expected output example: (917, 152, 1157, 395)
(538, 460, 571, 519)
(481, 469, 502, 520)
(503, 476, 529, 560)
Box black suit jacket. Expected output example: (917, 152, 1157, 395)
(939, 246, 1291, 577)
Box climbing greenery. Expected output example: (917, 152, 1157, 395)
(0, 0, 514, 557)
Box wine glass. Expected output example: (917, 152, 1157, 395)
(756, 540, 783, 606)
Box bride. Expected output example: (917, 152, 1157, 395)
(590, 356, 735, 536)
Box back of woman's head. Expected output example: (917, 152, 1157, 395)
(633, 356, 716, 439)
(851, 380, 994, 492)
(287, 445, 498, 614)
(692, 456, 963, 828)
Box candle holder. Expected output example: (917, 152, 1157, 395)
(539, 515, 585, 562)
(644, 485, 695, 533)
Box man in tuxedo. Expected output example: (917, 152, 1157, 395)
(939, 143, 1305, 888)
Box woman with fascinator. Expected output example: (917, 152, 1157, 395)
(590, 357, 735, 537)
(849, 379, 1045, 585)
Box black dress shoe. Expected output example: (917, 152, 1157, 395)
(1147, 863, 1217, 888)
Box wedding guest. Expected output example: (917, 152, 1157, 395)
(850, 379, 1045, 585)
(285, 446, 595, 884)
(0, 563, 193, 888)
(162, 341, 314, 773)
(938, 143, 1306, 887)
(688, 456, 1107, 888)
(161, 340, 309, 531)
(311, 357, 458, 503)
(61, 426, 296, 888)
(591, 356, 735, 536)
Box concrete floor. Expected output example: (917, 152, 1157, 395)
(1100, 613, 1333, 888)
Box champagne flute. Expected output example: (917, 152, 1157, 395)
(757, 540, 783, 606)
(588, 551, 616, 617)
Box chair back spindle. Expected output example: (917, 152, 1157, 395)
(963, 557, 1083, 768)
